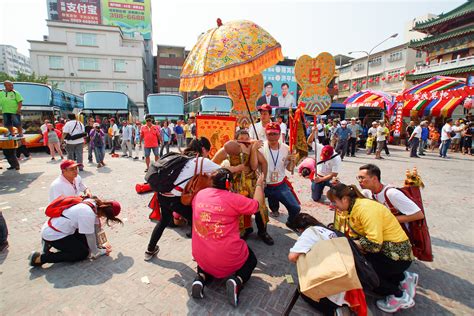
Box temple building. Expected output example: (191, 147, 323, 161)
(407, 0, 474, 83)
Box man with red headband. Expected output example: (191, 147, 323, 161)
(260, 122, 300, 228)
(307, 131, 342, 202)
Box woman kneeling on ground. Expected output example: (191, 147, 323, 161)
(326, 183, 416, 313)
(191, 168, 264, 307)
(29, 197, 122, 267)
(289, 213, 361, 315)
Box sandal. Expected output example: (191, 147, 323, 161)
(28, 251, 43, 267)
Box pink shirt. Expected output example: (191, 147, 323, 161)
(298, 157, 315, 174)
(140, 125, 160, 148)
(192, 188, 258, 278)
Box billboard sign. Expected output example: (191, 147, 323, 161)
(262, 65, 297, 108)
(57, 0, 101, 24)
(101, 0, 152, 40)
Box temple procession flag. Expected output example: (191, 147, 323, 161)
(294, 53, 335, 116)
(195, 115, 237, 159)
(226, 74, 263, 128)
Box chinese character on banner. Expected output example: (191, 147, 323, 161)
(393, 103, 404, 137)
(66, 2, 77, 12)
(196, 116, 237, 158)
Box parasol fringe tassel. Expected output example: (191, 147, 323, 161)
(179, 47, 284, 92)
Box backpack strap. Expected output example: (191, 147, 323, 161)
(199, 157, 204, 175)
(383, 186, 399, 215)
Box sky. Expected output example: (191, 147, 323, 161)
(0, 0, 466, 59)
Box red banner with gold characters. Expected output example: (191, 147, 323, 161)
(196, 115, 237, 158)
(393, 103, 404, 137)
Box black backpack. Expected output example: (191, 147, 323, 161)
(145, 152, 192, 193)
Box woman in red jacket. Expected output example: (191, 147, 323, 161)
(43, 124, 64, 160)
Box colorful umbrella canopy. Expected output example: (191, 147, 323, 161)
(179, 19, 284, 92)
(399, 76, 471, 117)
(343, 90, 394, 112)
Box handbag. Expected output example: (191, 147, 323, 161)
(180, 157, 212, 206)
(296, 227, 362, 301)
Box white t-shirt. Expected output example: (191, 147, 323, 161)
(311, 142, 342, 177)
(171, 157, 221, 196)
(279, 122, 287, 135)
(376, 126, 386, 141)
(441, 124, 452, 141)
(41, 200, 98, 241)
(373, 185, 420, 216)
(49, 175, 88, 202)
(452, 125, 462, 139)
(249, 121, 267, 141)
(317, 123, 325, 137)
(368, 127, 377, 137)
(112, 123, 120, 137)
(260, 142, 290, 184)
(40, 124, 48, 133)
(411, 126, 422, 139)
(62, 120, 85, 145)
(169, 123, 175, 135)
(290, 226, 346, 306)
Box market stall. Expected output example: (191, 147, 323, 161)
(398, 76, 473, 118)
(343, 90, 395, 125)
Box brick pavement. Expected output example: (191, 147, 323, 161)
(0, 146, 473, 315)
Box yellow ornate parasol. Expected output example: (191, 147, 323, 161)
(180, 19, 284, 138)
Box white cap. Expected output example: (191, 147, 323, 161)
(341, 120, 348, 125)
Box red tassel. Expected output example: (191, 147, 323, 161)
(217, 18, 223, 27)
(225, 179, 230, 190)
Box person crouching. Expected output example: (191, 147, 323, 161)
(191, 168, 264, 307)
(28, 197, 122, 267)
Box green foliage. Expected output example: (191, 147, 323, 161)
(0, 72, 53, 86)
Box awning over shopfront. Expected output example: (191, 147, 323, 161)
(343, 90, 394, 112)
(398, 76, 473, 117)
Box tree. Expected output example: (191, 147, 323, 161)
(0, 72, 52, 86)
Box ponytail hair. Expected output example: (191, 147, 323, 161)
(183, 137, 211, 157)
(326, 183, 366, 203)
(92, 197, 123, 226)
(212, 168, 233, 191)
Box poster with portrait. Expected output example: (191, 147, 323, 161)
(261, 65, 297, 108)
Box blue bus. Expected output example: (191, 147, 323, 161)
(184, 95, 232, 118)
(146, 93, 184, 122)
(82, 90, 139, 122)
(0, 82, 83, 148)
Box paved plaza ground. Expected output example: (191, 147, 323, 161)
(0, 145, 473, 315)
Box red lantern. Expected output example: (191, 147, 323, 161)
(381, 77, 386, 81)
(352, 82, 357, 86)
(376, 77, 380, 82)
(362, 80, 367, 84)
(388, 75, 392, 80)
(400, 72, 405, 76)
(344, 84, 348, 88)
(369, 79, 373, 83)
(411, 69, 416, 73)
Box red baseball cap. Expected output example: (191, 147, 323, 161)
(110, 201, 121, 217)
(60, 159, 83, 170)
(265, 122, 281, 134)
(320, 145, 334, 161)
(258, 104, 272, 113)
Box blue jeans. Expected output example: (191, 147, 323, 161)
(264, 182, 300, 223)
(93, 145, 105, 163)
(311, 180, 331, 202)
(439, 139, 451, 157)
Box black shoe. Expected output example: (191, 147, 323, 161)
(28, 251, 43, 267)
(241, 227, 253, 240)
(133, 157, 139, 160)
(191, 275, 205, 299)
(411, 155, 420, 158)
(51, 157, 55, 161)
(226, 277, 242, 307)
(0, 241, 8, 252)
(185, 231, 192, 239)
(420, 153, 426, 156)
(6, 166, 19, 170)
(258, 232, 274, 245)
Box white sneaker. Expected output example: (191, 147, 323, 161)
(400, 271, 419, 299)
(144, 246, 159, 261)
(376, 291, 415, 313)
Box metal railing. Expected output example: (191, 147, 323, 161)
(414, 56, 474, 75)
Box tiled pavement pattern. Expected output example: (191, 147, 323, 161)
(0, 146, 472, 315)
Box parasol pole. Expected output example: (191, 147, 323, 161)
(314, 115, 318, 173)
(238, 79, 259, 140)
